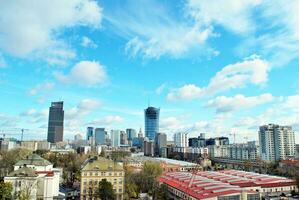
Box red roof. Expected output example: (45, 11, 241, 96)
(280, 160, 299, 165)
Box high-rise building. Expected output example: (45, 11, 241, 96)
(126, 128, 136, 141)
(120, 131, 128, 145)
(111, 130, 121, 147)
(47, 101, 64, 143)
(95, 128, 106, 145)
(86, 127, 94, 141)
(144, 107, 160, 141)
(174, 132, 188, 147)
(259, 124, 296, 162)
(138, 128, 143, 138)
(155, 132, 167, 156)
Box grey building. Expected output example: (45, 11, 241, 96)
(155, 132, 167, 156)
(126, 128, 137, 141)
(47, 101, 64, 143)
(144, 107, 160, 141)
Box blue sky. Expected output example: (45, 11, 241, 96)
(0, 0, 299, 142)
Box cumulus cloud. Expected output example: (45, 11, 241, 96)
(206, 93, 273, 113)
(167, 56, 270, 101)
(55, 61, 107, 87)
(0, 0, 102, 64)
(81, 36, 97, 48)
(65, 99, 101, 120)
(87, 116, 124, 126)
(160, 117, 186, 132)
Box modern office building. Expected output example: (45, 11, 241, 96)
(111, 130, 121, 147)
(126, 128, 136, 141)
(174, 132, 188, 148)
(259, 124, 296, 162)
(144, 140, 154, 157)
(95, 128, 106, 145)
(47, 101, 64, 143)
(206, 137, 229, 146)
(86, 127, 94, 141)
(120, 131, 128, 145)
(155, 132, 167, 156)
(144, 107, 160, 141)
(80, 157, 125, 200)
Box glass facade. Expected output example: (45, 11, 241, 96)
(95, 128, 106, 145)
(144, 107, 159, 141)
(47, 101, 64, 143)
(126, 128, 136, 141)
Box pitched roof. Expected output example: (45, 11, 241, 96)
(7, 167, 38, 177)
(15, 154, 52, 166)
(82, 157, 123, 171)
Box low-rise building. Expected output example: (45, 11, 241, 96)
(4, 154, 61, 199)
(80, 157, 124, 200)
(159, 170, 297, 200)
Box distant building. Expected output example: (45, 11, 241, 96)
(120, 131, 128, 145)
(80, 157, 124, 200)
(95, 128, 106, 145)
(144, 107, 160, 141)
(111, 130, 121, 147)
(20, 141, 50, 151)
(4, 154, 61, 199)
(132, 137, 144, 149)
(0, 138, 17, 151)
(137, 128, 143, 138)
(206, 137, 229, 146)
(144, 140, 154, 157)
(259, 124, 296, 162)
(126, 128, 136, 141)
(174, 132, 188, 147)
(86, 127, 94, 143)
(74, 133, 83, 141)
(47, 101, 64, 143)
(155, 133, 167, 156)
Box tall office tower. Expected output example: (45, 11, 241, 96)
(174, 132, 188, 147)
(144, 107, 160, 141)
(259, 124, 296, 162)
(126, 128, 137, 141)
(111, 130, 121, 147)
(120, 131, 128, 145)
(47, 101, 64, 143)
(95, 128, 106, 145)
(138, 128, 143, 138)
(155, 132, 167, 156)
(86, 127, 94, 140)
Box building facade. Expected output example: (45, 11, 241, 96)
(111, 130, 121, 147)
(80, 157, 124, 200)
(259, 124, 296, 162)
(144, 107, 160, 141)
(126, 128, 136, 141)
(174, 132, 188, 147)
(47, 101, 64, 143)
(95, 128, 106, 145)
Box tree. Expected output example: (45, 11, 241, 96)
(155, 184, 169, 200)
(139, 161, 163, 194)
(124, 171, 139, 199)
(0, 181, 13, 199)
(96, 179, 116, 200)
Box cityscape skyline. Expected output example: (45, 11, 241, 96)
(0, 0, 299, 143)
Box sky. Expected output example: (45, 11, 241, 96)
(0, 0, 299, 142)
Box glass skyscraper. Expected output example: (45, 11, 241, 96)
(95, 128, 106, 145)
(47, 101, 64, 143)
(144, 106, 160, 141)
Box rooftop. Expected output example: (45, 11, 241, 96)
(82, 157, 124, 171)
(7, 167, 38, 177)
(159, 170, 296, 199)
(15, 154, 52, 167)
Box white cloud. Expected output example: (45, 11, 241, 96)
(28, 82, 54, 96)
(20, 108, 48, 123)
(65, 98, 101, 120)
(167, 56, 270, 101)
(186, 0, 261, 34)
(55, 61, 107, 87)
(160, 117, 185, 132)
(155, 83, 167, 95)
(87, 116, 124, 126)
(81, 36, 97, 48)
(106, 0, 216, 59)
(206, 93, 273, 113)
(0, 0, 102, 64)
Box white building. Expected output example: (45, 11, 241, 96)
(4, 154, 61, 199)
(173, 132, 188, 147)
(259, 124, 296, 162)
(111, 130, 121, 147)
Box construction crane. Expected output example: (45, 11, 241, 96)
(0, 128, 29, 141)
(229, 132, 236, 144)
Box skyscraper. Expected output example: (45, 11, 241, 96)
(47, 101, 64, 143)
(144, 107, 160, 141)
(155, 132, 167, 156)
(111, 130, 121, 147)
(259, 124, 296, 162)
(86, 127, 94, 141)
(95, 128, 106, 145)
(126, 128, 136, 141)
(174, 132, 188, 147)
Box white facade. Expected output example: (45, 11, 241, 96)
(259, 124, 296, 162)
(173, 132, 188, 147)
(4, 154, 61, 199)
